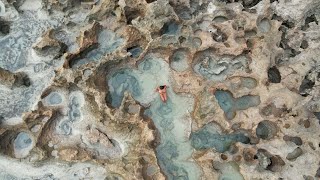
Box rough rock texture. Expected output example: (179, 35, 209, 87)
(0, 0, 320, 179)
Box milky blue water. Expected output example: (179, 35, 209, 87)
(107, 55, 248, 179)
(214, 162, 245, 180)
(108, 55, 201, 179)
(170, 49, 189, 72)
(214, 90, 260, 120)
(190, 123, 250, 152)
(13, 132, 34, 158)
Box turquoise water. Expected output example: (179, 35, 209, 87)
(108, 55, 201, 179)
(190, 123, 250, 152)
(214, 161, 245, 180)
(107, 55, 250, 179)
(13, 132, 34, 158)
(240, 77, 257, 89)
(170, 49, 189, 72)
(214, 90, 260, 120)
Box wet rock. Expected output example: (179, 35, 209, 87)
(213, 16, 229, 23)
(300, 40, 309, 49)
(286, 147, 303, 161)
(314, 112, 320, 122)
(172, 5, 192, 20)
(260, 103, 288, 117)
(303, 175, 314, 180)
(283, 135, 303, 146)
(256, 120, 278, 140)
(127, 46, 143, 58)
(0, 19, 10, 36)
(268, 66, 281, 83)
(124, 6, 144, 25)
(241, 0, 263, 8)
(256, 149, 285, 172)
(161, 21, 180, 35)
(244, 29, 257, 38)
(316, 167, 320, 177)
(302, 14, 319, 31)
(299, 77, 315, 97)
(308, 142, 316, 150)
(258, 18, 271, 33)
(212, 29, 228, 42)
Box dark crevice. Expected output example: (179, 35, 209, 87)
(298, 67, 320, 97)
(216, 0, 236, 3)
(172, 5, 192, 20)
(160, 21, 179, 35)
(127, 46, 143, 58)
(179, 36, 186, 44)
(301, 14, 318, 31)
(14, 72, 31, 87)
(268, 66, 281, 83)
(0, 67, 31, 88)
(281, 20, 295, 29)
(68, 44, 99, 68)
(145, 0, 157, 3)
(299, 77, 315, 97)
(193, 2, 210, 16)
(241, 0, 263, 8)
(0, 19, 10, 36)
(212, 29, 228, 42)
(7, 0, 26, 12)
(217, 0, 261, 8)
(278, 22, 301, 59)
(300, 40, 308, 49)
(314, 112, 320, 124)
(271, 14, 283, 22)
(124, 7, 142, 24)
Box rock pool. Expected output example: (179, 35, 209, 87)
(108, 55, 201, 179)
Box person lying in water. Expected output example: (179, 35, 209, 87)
(155, 85, 169, 102)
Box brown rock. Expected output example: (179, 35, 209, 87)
(33, 29, 67, 58)
(58, 148, 91, 162)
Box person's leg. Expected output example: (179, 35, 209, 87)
(160, 93, 165, 102)
(163, 93, 167, 102)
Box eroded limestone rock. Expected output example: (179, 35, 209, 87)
(1, 0, 320, 179)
